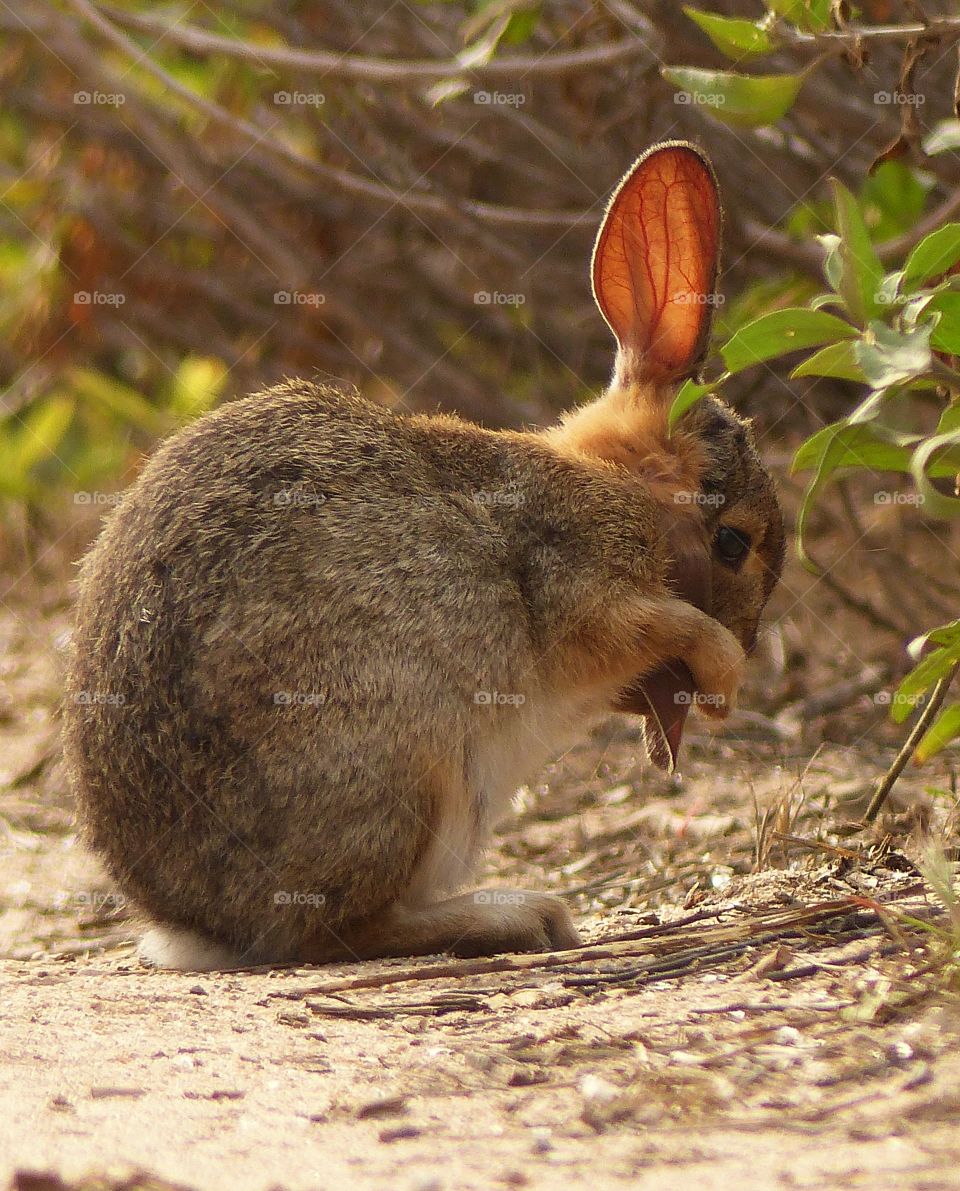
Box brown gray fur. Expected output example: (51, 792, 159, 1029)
(62, 143, 784, 969)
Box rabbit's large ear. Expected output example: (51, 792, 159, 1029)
(592, 142, 721, 387)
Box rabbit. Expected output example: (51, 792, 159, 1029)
(62, 141, 784, 971)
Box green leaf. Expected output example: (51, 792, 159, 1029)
(855, 322, 932, 388)
(791, 340, 866, 382)
(794, 422, 851, 570)
(427, 78, 471, 106)
(902, 225, 960, 291)
(847, 387, 892, 426)
(926, 293, 960, 356)
(69, 368, 171, 436)
(721, 308, 855, 374)
(660, 67, 802, 128)
(168, 356, 227, 422)
(875, 272, 903, 309)
(831, 179, 883, 324)
(901, 291, 943, 331)
(923, 120, 960, 156)
(894, 644, 960, 722)
(924, 620, 960, 649)
(0, 393, 73, 500)
(790, 413, 957, 569)
(10, 395, 75, 474)
(792, 418, 918, 477)
(916, 702, 960, 763)
(860, 161, 929, 241)
(0, 441, 35, 500)
(69, 439, 128, 491)
(714, 274, 817, 341)
(683, 9, 775, 58)
(668, 376, 721, 432)
(457, 13, 512, 68)
(787, 202, 830, 239)
(810, 292, 842, 312)
(911, 427, 960, 520)
(503, 6, 541, 45)
(767, 0, 830, 32)
(935, 402, 960, 435)
(0, 391, 77, 501)
(818, 234, 843, 293)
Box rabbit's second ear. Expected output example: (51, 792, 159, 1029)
(593, 142, 721, 389)
(613, 516, 712, 771)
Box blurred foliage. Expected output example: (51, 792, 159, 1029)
(0, 357, 226, 503)
(3, 0, 960, 507)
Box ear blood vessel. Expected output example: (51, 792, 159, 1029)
(63, 142, 784, 971)
(592, 141, 721, 386)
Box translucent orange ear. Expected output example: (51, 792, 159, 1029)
(592, 142, 721, 385)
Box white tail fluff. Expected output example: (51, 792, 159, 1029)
(139, 925, 242, 971)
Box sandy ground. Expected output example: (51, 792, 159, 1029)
(3, 565, 960, 1191)
(4, 935, 960, 1191)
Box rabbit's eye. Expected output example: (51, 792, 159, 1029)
(715, 526, 751, 567)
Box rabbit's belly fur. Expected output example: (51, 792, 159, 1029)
(407, 687, 608, 902)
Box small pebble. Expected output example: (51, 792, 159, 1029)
(379, 1124, 421, 1142)
(357, 1094, 407, 1120)
(888, 1040, 913, 1062)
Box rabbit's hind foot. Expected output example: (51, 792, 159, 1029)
(309, 889, 582, 962)
(138, 924, 244, 972)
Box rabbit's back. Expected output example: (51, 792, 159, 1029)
(64, 382, 554, 958)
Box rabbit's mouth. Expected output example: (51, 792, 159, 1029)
(614, 660, 694, 774)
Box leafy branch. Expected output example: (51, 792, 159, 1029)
(667, 0, 960, 797)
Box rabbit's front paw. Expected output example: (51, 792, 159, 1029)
(686, 620, 745, 720)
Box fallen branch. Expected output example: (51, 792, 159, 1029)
(268, 887, 929, 1000)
